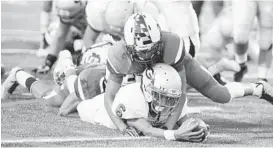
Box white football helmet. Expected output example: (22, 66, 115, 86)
(55, 0, 87, 23)
(124, 12, 163, 66)
(142, 63, 182, 125)
(105, 0, 134, 28)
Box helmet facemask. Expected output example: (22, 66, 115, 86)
(126, 41, 163, 67)
(145, 82, 181, 125)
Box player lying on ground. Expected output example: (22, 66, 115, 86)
(77, 63, 210, 142)
(1, 48, 135, 116)
(2, 55, 273, 139)
(33, 0, 88, 74)
(103, 12, 273, 136)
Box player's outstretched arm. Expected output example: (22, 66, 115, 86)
(127, 118, 204, 142)
(104, 74, 139, 136)
(58, 92, 81, 117)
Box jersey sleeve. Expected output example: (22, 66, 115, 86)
(111, 84, 149, 120)
(161, 31, 185, 66)
(107, 40, 132, 77)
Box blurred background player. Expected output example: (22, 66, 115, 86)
(196, 1, 260, 85)
(232, 1, 273, 82)
(32, 0, 87, 74)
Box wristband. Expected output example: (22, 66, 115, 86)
(164, 130, 176, 141)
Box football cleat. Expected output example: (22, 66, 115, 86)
(31, 64, 51, 74)
(1, 67, 23, 100)
(234, 63, 248, 82)
(256, 81, 273, 104)
(213, 73, 227, 86)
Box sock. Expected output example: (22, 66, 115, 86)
(251, 83, 263, 97)
(224, 82, 245, 100)
(25, 77, 37, 91)
(235, 54, 248, 64)
(234, 42, 248, 64)
(15, 71, 37, 91)
(66, 75, 77, 93)
(44, 54, 57, 68)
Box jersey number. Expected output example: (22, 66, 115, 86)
(115, 104, 126, 117)
(81, 52, 101, 65)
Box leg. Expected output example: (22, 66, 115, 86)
(1, 67, 69, 107)
(183, 54, 273, 104)
(232, 0, 257, 81)
(32, 21, 70, 74)
(197, 9, 239, 85)
(257, 1, 273, 81)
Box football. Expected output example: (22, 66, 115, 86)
(181, 118, 210, 141)
(192, 118, 210, 141)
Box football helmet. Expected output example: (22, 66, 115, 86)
(55, 0, 87, 24)
(105, 0, 134, 28)
(124, 12, 163, 66)
(141, 63, 182, 126)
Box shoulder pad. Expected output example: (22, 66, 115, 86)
(107, 40, 132, 75)
(161, 31, 184, 65)
(111, 83, 149, 119)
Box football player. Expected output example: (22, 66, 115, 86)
(104, 13, 273, 136)
(1, 48, 134, 117)
(196, 2, 259, 85)
(232, 1, 273, 82)
(78, 63, 209, 142)
(32, 0, 88, 74)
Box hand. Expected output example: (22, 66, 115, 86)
(174, 119, 205, 142)
(122, 126, 140, 137)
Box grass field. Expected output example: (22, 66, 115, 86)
(1, 1, 273, 147)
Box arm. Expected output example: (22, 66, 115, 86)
(127, 117, 204, 142)
(104, 74, 128, 132)
(83, 26, 100, 50)
(58, 92, 81, 116)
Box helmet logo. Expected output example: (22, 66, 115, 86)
(134, 14, 152, 46)
(145, 67, 155, 81)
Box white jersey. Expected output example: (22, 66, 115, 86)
(77, 82, 188, 129)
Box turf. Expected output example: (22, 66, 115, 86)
(1, 1, 273, 147)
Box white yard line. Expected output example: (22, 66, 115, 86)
(1, 133, 232, 144)
(1, 136, 155, 144)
